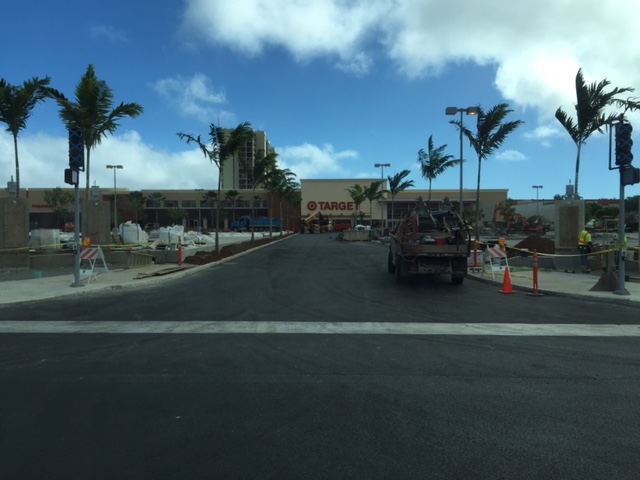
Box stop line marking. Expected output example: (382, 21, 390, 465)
(1, 321, 640, 336)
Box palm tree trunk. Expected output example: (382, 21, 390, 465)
(574, 143, 582, 198)
(475, 155, 482, 239)
(250, 188, 256, 242)
(215, 177, 221, 255)
(84, 147, 91, 201)
(12, 134, 20, 198)
(391, 196, 395, 229)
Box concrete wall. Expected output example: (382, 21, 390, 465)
(82, 200, 110, 246)
(0, 198, 29, 268)
(555, 200, 584, 251)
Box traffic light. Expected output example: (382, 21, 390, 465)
(615, 122, 633, 166)
(68, 128, 85, 170)
(621, 165, 640, 186)
(64, 168, 78, 186)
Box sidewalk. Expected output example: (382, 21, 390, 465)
(468, 266, 640, 307)
(0, 231, 281, 306)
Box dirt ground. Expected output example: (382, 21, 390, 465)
(183, 235, 284, 265)
(509, 235, 555, 255)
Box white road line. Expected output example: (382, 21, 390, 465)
(1, 321, 640, 336)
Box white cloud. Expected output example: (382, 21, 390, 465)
(277, 143, 358, 179)
(181, 0, 640, 123)
(523, 123, 568, 148)
(151, 73, 230, 123)
(496, 150, 526, 162)
(0, 130, 216, 192)
(181, 0, 389, 74)
(88, 24, 129, 43)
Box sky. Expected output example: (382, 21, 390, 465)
(3, 0, 640, 201)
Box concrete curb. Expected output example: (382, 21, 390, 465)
(467, 271, 640, 307)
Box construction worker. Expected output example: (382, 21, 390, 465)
(577, 226, 594, 273)
(328, 221, 333, 240)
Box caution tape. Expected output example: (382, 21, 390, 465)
(473, 240, 639, 259)
(0, 240, 160, 254)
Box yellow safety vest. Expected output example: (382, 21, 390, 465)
(578, 230, 591, 247)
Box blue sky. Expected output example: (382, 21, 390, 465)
(3, 0, 640, 201)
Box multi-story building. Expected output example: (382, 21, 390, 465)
(221, 130, 275, 190)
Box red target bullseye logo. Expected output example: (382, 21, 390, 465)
(307, 201, 317, 211)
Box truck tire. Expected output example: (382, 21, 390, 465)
(451, 262, 465, 285)
(388, 251, 396, 273)
(394, 253, 409, 284)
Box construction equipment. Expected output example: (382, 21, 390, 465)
(387, 200, 471, 284)
(303, 211, 329, 233)
(506, 214, 548, 235)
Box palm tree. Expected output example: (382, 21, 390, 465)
(147, 191, 166, 226)
(225, 189, 241, 224)
(265, 167, 297, 237)
(243, 148, 278, 241)
(387, 170, 414, 229)
(128, 191, 147, 227)
(346, 184, 367, 225)
(418, 135, 459, 205)
(178, 122, 253, 253)
(281, 187, 301, 233)
(363, 180, 383, 227)
(47, 64, 143, 200)
(556, 68, 633, 198)
(0, 76, 51, 198)
(453, 103, 523, 238)
(201, 190, 218, 231)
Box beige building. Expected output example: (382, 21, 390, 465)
(301, 178, 507, 229)
(221, 130, 275, 190)
(1, 179, 506, 234)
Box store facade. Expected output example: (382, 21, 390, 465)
(301, 179, 508, 229)
(2, 181, 507, 233)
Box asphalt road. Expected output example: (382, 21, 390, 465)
(1, 233, 639, 479)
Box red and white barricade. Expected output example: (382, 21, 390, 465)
(79, 246, 110, 284)
(485, 244, 509, 280)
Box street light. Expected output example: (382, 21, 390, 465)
(446, 106, 479, 217)
(374, 163, 390, 228)
(532, 185, 543, 217)
(106, 165, 123, 232)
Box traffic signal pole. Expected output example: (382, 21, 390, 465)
(72, 180, 82, 287)
(66, 128, 85, 288)
(615, 174, 629, 295)
(612, 122, 637, 295)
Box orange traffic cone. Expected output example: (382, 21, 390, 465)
(499, 267, 515, 294)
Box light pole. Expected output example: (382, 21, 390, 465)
(106, 165, 123, 232)
(374, 163, 390, 229)
(532, 185, 543, 217)
(446, 106, 479, 217)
